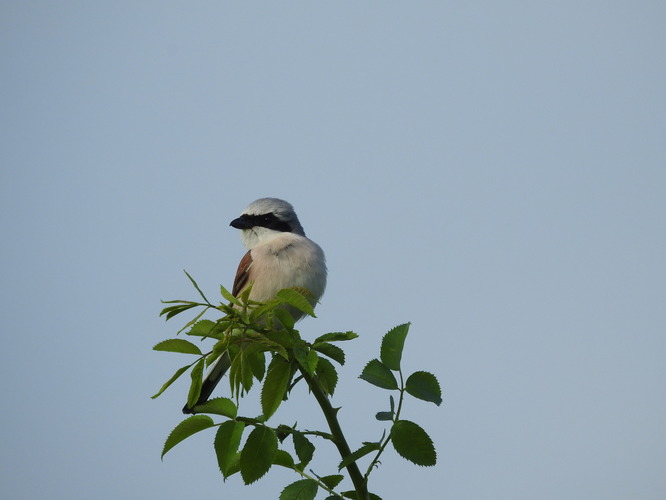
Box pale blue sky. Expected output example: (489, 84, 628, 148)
(2, 2, 665, 499)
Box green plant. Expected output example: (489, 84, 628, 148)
(153, 272, 442, 500)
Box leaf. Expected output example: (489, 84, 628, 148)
(161, 415, 214, 459)
(224, 455, 241, 479)
(359, 359, 398, 390)
(191, 397, 237, 418)
(160, 302, 199, 320)
(292, 431, 315, 470)
(153, 338, 202, 355)
(405, 371, 442, 406)
(229, 346, 255, 396)
(380, 323, 410, 371)
(248, 332, 290, 359)
(341, 492, 383, 500)
(293, 340, 314, 375)
(319, 474, 344, 489)
(375, 411, 393, 421)
(240, 426, 278, 484)
(274, 307, 296, 330)
(276, 288, 316, 317)
(184, 270, 210, 303)
(261, 356, 292, 419)
(314, 331, 358, 343)
(390, 420, 436, 466)
(315, 357, 338, 396)
(249, 298, 281, 323)
(248, 348, 267, 382)
(338, 442, 380, 470)
(151, 364, 190, 399)
(273, 449, 295, 469)
(306, 350, 319, 374)
(279, 479, 318, 500)
(294, 343, 316, 375)
(214, 420, 245, 478)
(176, 307, 210, 335)
(220, 285, 243, 307)
(264, 330, 296, 350)
(186, 358, 205, 408)
(241, 350, 254, 394)
(312, 342, 345, 365)
(186, 319, 218, 337)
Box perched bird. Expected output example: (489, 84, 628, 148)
(183, 198, 327, 413)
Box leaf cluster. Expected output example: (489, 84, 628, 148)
(153, 272, 442, 500)
(355, 323, 441, 471)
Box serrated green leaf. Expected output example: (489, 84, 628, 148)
(249, 298, 281, 323)
(280, 479, 319, 500)
(293, 343, 312, 374)
(151, 364, 190, 399)
(229, 345, 255, 396)
(264, 329, 297, 350)
(306, 350, 319, 373)
(319, 474, 344, 489)
(273, 449, 295, 469)
(312, 342, 345, 365)
(176, 306, 210, 335)
(390, 420, 436, 466)
(186, 358, 205, 408)
(241, 352, 254, 394)
(292, 431, 315, 470)
(184, 270, 210, 303)
(315, 357, 338, 396)
(160, 302, 199, 320)
(314, 331, 359, 343)
(153, 338, 202, 355)
(276, 288, 315, 317)
(338, 442, 380, 470)
(261, 356, 292, 420)
(359, 359, 398, 390)
(273, 307, 296, 330)
(240, 426, 278, 484)
(246, 331, 289, 359)
(238, 283, 253, 303)
(249, 348, 267, 381)
(191, 397, 237, 418)
(220, 285, 243, 307)
(161, 415, 214, 459)
(186, 319, 218, 337)
(214, 420, 245, 478)
(380, 323, 410, 371)
(405, 371, 443, 406)
(224, 454, 241, 479)
(228, 345, 242, 397)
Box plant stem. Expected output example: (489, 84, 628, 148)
(299, 367, 369, 500)
(364, 369, 405, 479)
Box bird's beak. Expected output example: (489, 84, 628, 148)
(230, 215, 252, 229)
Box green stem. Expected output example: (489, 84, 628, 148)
(299, 367, 369, 500)
(290, 468, 344, 499)
(364, 369, 405, 479)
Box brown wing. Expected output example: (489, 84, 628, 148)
(232, 250, 253, 296)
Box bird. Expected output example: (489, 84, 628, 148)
(182, 198, 327, 413)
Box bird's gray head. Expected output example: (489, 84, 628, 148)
(230, 198, 306, 248)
